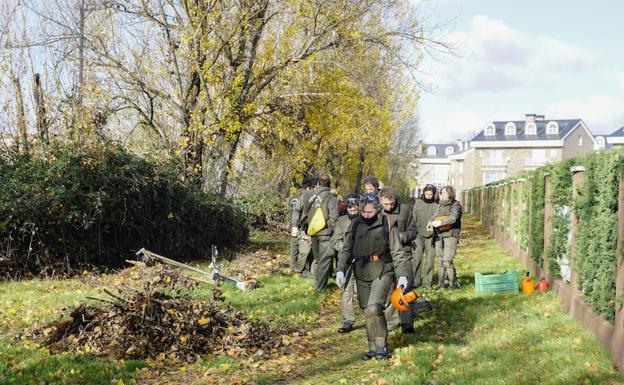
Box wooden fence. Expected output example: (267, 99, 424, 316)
(462, 168, 624, 371)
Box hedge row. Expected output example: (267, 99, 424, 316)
(0, 144, 249, 278)
(466, 149, 624, 323)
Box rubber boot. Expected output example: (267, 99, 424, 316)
(445, 266, 456, 289)
(436, 267, 446, 289)
(363, 305, 388, 360)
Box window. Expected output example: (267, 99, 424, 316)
(505, 122, 516, 136)
(483, 171, 506, 184)
(525, 122, 537, 135)
(427, 146, 437, 155)
(578, 135, 583, 146)
(596, 137, 605, 148)
(546, 121, 559, 135)
(484, 123, 495, 136)
(445, 146, 455, 155)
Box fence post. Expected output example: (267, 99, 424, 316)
(614, 172, 624, 371)
(569, 166, 585, 295)
(543, 173, 552, 281)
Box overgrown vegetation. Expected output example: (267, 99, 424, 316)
(0, 143, 248, 278)
(466, 149, 624, 324)
(574, 151, 622, 322)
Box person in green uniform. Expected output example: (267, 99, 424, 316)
(336, 193, 411, 360)
(412, 184, 439, 288)
(331, 194, 360, 333)
(429, 185, 462, 289)
(291, 175, 317, 277)
(379, 187, 418, 334)
(307, 173, 339, 291)
(289, 176, 315, 274)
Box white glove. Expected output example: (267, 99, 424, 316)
(431, 220, 442, 227)
(397, 276, 408, 289)
(336, 271, 345, 288)
(291, 227, 299, 237)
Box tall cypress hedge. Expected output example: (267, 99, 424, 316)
(465, 149, 624, 324)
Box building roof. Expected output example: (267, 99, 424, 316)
(471, 119, 582, 142)
(607, 126, 624, 137)
(420, 143, 459, 159)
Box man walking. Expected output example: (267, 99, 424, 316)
(379, 187, 418, 333)
(307, 173, 339, 291)
(412, 184, 438, 288)
(336, 193, 410, 360)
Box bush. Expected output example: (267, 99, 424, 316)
(233, 192, 287, 231)
(0, 143, 248, 278)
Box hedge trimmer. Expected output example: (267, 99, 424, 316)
(136, 247, 257, 291)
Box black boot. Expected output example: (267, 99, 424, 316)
(337, 321, 354, 333)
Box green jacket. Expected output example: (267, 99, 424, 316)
(306, 186, 338, 237)
(384, 201, 417, 249)
(337, 213, 409, 282)
(412, 198, 438, 238)
(431, 199, 462, 238)
(331, 214, 354, 252)
(288, 190, 303, 227)
(291, 189, 315, 229)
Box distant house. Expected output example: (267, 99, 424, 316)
(446, 114, 597, 195)
(416, 143, 460, 192)
(606, 126, 624, 148)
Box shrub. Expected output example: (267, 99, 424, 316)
(0, 143, 248, 278)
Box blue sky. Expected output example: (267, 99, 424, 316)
(416, 0, 624, 143)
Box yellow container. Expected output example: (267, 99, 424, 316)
(521, 272, 535, 295)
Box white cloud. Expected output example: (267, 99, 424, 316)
(427, 15, 599, 96)
(421, 110, 484, 143)
(546, 94, 624, 135)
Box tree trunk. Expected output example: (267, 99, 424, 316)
(11, 72, 28, 153)
(33, 73, 49, 145)
(355, 146, 366, 193)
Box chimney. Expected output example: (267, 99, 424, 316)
(525, 114, 536, 123)
(457, 139, 463, 152)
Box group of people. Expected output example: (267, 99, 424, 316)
(289, 174, 462, 360)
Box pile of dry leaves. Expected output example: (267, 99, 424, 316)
(31, 263, 289, 362)
(226, 249, 290, 277)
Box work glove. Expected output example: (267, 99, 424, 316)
(397, 276, 408, 290)
(431, 220, 442, 228)
(291, 227, 299, 237)
(336, 271, 345, 288)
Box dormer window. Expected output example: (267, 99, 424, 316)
(484, 123, 495, 136)
(445, 146, 455, 155)
(525, 122, 537, 135)
(427, 146, 437, 156)
(504, 122, 516, 136)
(546, 121, 559, 135)
(596, 136, 605, 148)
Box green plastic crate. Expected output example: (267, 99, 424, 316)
(474, 270, 519, 294)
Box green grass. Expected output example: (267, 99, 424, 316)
(2, 217, 624, 385)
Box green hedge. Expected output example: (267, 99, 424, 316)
(574, 151, 622, 321)
(0, 144, 249, 277)
(545, 158, 574, 279)
(465, 149, 624, 324)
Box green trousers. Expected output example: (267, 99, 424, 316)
(311, 235, 335, 291)
(435, 236, 458, 287)
(414, 236, 436, 288)
(356, 270, 394, 353)
(339, 273, 356, 324)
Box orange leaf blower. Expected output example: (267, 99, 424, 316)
(390, 288, 433, 317)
